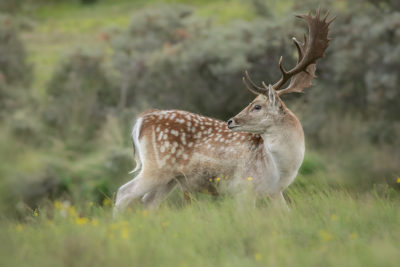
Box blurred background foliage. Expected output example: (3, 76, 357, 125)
(0, 0, 399, 217)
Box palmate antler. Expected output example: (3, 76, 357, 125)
(243, 9, 335, 97)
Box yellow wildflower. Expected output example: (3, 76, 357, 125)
(89, 201, 94, 207)
(331, 214, 338, 221)
(225, 176, 229, 180)
(319, 230, 333, 241)
(54, 201, 63, 210)
(75, 217, 88, 225)
(254, 253, 262, 262)
(247, 177, 253, 181)
(215, 177, 221, 182)
(397, 177, 400, 183)
(350, 232, 358, 240)
(33, 210, 39, 217)
(103, 198, 112, 207)
(209, 178, 212, 182)
(120, 227, 130, 239)
(16, 224, 23, 232)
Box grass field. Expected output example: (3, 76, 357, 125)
(1, 186, 399, 267)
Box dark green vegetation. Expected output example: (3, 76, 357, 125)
(0, 0, 399, 266)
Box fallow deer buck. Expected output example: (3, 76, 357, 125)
(114, 10, 334, 215)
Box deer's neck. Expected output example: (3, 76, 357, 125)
(261, 112, 305, 190)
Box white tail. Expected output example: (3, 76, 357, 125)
(129, 118, 143, 174)
(114, 10, 334, 215)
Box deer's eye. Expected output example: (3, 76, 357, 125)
(253, 105, 262, 111)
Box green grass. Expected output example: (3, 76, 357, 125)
(1, 188, 399, 267)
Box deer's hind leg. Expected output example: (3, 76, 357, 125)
(141, 179, 177, 209)
(114, 170, 168, 217)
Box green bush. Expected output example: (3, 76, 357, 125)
(111, 5, 298, 119)
(43, 49, 118, 147)
(290, 0, 400, 146)
(0, 14, 32, 113)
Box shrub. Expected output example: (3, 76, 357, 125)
(43, 49, 118, 146)
(111, 5, 298, 119)
(291, 0, 400, 146)
(0, 14, 32, 113)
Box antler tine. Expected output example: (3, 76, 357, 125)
(243, 70, 267, 95)
(327, 15, 337, 25)
(323, 10, 330, 21)
(272, 9, 334, 96)
(292, 37, 304, 63)
(242, 77, 259, 95)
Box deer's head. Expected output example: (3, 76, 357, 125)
(228, 10, 334, 134)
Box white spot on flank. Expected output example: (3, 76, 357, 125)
(181, 132, 186, 145)
(158, 132, 163, 141)
(165, 141, 170, 148)
(241, 136, 245, 140)
(171, 130, 179, 136)
(188, 142, 193, 147)
(183, 154, 188, 160)
(176, 149, 183, 157)
(186, 121, 191, 127)
(160, 146, 165, 153)
(163, 134, 168, 140)
(156, 126, 160, 132)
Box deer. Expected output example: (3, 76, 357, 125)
(114, 10, 334, 216)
